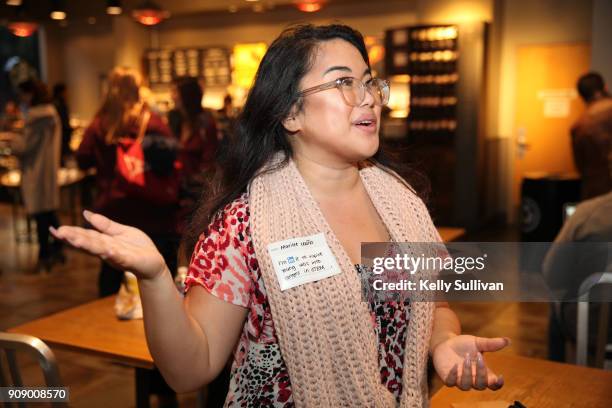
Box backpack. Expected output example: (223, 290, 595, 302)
(114, 111, 180, 205)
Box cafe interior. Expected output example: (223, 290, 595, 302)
(0, 0, 611, 407)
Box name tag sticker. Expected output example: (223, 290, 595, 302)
(267, 232, 342, 291)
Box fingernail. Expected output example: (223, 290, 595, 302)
(477, 352, 484, 367)
(83, 209, 92, 218)
(49, 226, 56, 233)
(505, 337, 512, 346)
(464, 353, 471, 365)
(497, 374, 504, 385)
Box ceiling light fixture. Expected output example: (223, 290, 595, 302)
(295, 1, 323, 13)
(50, 0, 67, 20)
(132, 0, 170, 26)
(6, 0, 23, 6)
(106, 0, 122, 15)
(8, 21, 37, 37)
(50, 10, 66, 20)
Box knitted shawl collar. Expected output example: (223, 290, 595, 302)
(249, 155, 439, 407)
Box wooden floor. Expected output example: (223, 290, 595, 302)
(0, 203, 550, 407)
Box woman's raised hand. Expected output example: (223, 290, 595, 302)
(50, 210, 167, 281)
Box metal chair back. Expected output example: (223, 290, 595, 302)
(576, 272, 612, 366)
(0, 332, 66, 407)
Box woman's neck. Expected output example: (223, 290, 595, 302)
(293, 153, 362, 199)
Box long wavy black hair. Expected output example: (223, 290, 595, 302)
(183, 24, 429, 257)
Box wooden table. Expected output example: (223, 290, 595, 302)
(8, 297, 163, 407)
(431, 352, 612, 407)
(437, 227, 466, 242)
(8, 296, 152, 369)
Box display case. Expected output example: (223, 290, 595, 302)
(406, 25, 458, 142)
(385, 22, 488, 229)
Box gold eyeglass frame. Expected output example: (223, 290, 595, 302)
(298, 76, 390, 107)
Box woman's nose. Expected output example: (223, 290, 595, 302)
(360, 84, 376, 107)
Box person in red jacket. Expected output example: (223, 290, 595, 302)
(76, 67, 180, 296)
(76, 66, 180, 407)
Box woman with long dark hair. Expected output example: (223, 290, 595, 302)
(168, 76, 219, 234)
(168, 76, 218, 179)
(53, 25, 508, 406)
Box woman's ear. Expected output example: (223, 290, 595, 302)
(282, 106, 301, 133)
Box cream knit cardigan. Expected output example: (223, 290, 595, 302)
(249, 157, 440, 407)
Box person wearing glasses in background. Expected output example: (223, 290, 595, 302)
(52, 25, 509, 407)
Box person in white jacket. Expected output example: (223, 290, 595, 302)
(8, 80, 64, 271)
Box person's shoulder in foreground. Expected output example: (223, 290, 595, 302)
(560, 190, 612, 242)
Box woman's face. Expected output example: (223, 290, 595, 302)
(288, 39, 381, 165)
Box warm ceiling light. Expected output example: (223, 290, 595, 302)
(132, 0, 170, 26)
(6, 0, 23, 6)
(50, 0, 67, 20)
(296, 1, 323, 12)
(50, 11, 66, 20)
(8, 21, 37, 37)
(106, 0, 122, 15)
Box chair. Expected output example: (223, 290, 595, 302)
(576, 272, 612, 367)
(0, 332, 67, 407)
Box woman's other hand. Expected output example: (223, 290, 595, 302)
(432, 334, 510, 391)
(50, 210, 166, 281)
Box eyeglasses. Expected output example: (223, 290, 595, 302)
(299, 76, 390, 107)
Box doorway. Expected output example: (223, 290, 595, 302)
(512, 43, 591, 211)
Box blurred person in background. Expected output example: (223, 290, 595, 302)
(168, 76, 218, 178)
(76, 66, 180, 294)
(2, 80, 64, 271)
(544, 176, 612, 365)
(0, 100, 22, 131)
(76, 66, 180, 407)
(571, 72, 612, 200)
(167, 76, 219, 229)
(216, 94, 236, 140)
(215, 94, 237, 164)
(52, 83, 73, 166)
